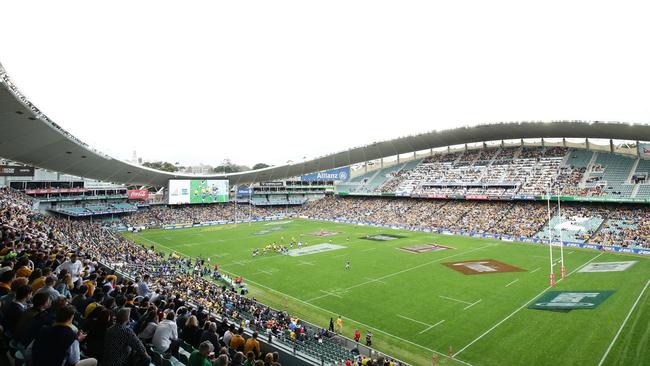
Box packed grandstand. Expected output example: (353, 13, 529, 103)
(2, 58, 650, 366)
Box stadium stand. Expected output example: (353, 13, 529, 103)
(339, 146, 650, 202)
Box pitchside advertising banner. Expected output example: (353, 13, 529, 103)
(301, 167, 350, 181)
(0, 165, 34, 177)
(127, 189, 149, 200)
(168, 179, 229, 204)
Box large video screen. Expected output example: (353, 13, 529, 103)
(168, 179, 229, 204)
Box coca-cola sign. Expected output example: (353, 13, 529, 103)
(127, 189, 149, 200)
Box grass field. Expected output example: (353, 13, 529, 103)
(123, 219, 650, 366)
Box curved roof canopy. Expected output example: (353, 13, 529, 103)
(2, 65, 650, 187)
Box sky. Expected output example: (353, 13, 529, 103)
(2, 1, 650, 167)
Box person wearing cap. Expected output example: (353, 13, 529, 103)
(188, 340, 214, 366)
(102, 307, 150, 366)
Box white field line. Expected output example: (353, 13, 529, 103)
(439, 295, 473, 305)
(310, 244, 494, 302)
(253, 269, 273, 275)
(319, 290, 342, 298)
(298, 261, 315, 266)
(333, 254, 347, 258)
(364, 277, 386, 284)
(397, 314, 434, 327)
(361, 247, 377, 252)
(463, 299, 482, 311)
(420, 320, 446, 334)
(597, 278, 650, 366)
(454, 252, 604, 357)
(505, 279, 519, 287)
(567, 251, 575, 255)
(530, 267, 541, 273)
(216, 268, 474, 366)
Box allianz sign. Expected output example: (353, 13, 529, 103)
(301, 167, 350, 181)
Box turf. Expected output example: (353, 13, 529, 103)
(122, 219, 650, 366)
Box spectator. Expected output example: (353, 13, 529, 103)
(244, 332, 262, 358)
(31, 304, 97, 366)
(103, 307, 150, 366)
(230, 327, 246, 351)
(188, 340, 214, 366)
(35, 275, 61, 304)
(181, 315, 203, 348)
(2, 283, 31, 334)
(14, 291, 50, 347)
(57, 253, 83, 285)
(153, 310, 180, 357)
(84, 305, 112, 360)
(200, 321, 221, 350)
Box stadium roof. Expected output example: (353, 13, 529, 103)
(2, 65, 650, 186)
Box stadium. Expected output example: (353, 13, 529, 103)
(1, 56, 649, 366)
(2, 2, 650, 364)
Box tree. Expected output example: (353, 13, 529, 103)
(142, 161, 178, 172)
(252, 163, 270, 170)
(212, 159, 250, 173)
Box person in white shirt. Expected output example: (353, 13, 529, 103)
(56, 253, 83, 286)
(152, 311, 179, 356)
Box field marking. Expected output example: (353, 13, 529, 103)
(333, 254, 347, 258)
(505, 279, 519, 287)
(530, 267, 541, 273)
(397, 315, 445, 334)
(454, 252, 604, 357)
(567, 251, 575, 255)
(397, 314, 433, 327)
(360, 247, 377, 252)
(298, 261, 315, 266)
(308, 244, 494, 302)
(597, 278, 650, 366)
(253, 269, 274, 276)
(463, 299, 482, 310)
(439, 295, 473, 305)
(364, 277, 386, 284)
(216, 267, 474, 366)
(319, 290, 342, 298)
(420, 320, 446, 334)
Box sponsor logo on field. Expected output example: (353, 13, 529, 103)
(307, 230, 340, 237)
(578, 261, 637, 273)
(443, 259, 526, 275)
(399, 244, 452, 253)
(361, 234, 407, 241)
(528, 291, 614, 311)
(287, 243, 346, 256)
(252, 226, 286, 235)
(264, 221, 293, 226)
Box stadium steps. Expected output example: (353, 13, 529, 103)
(627, 158, 640, 182)
(631, 184, 641, 198)
(589, 216, 610, 242)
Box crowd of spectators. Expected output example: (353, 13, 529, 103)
(118, 195, 650, 248)
(2, 187, 389, 366)
(121, 205, 297, 229)
(373, 146, 572, 197)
